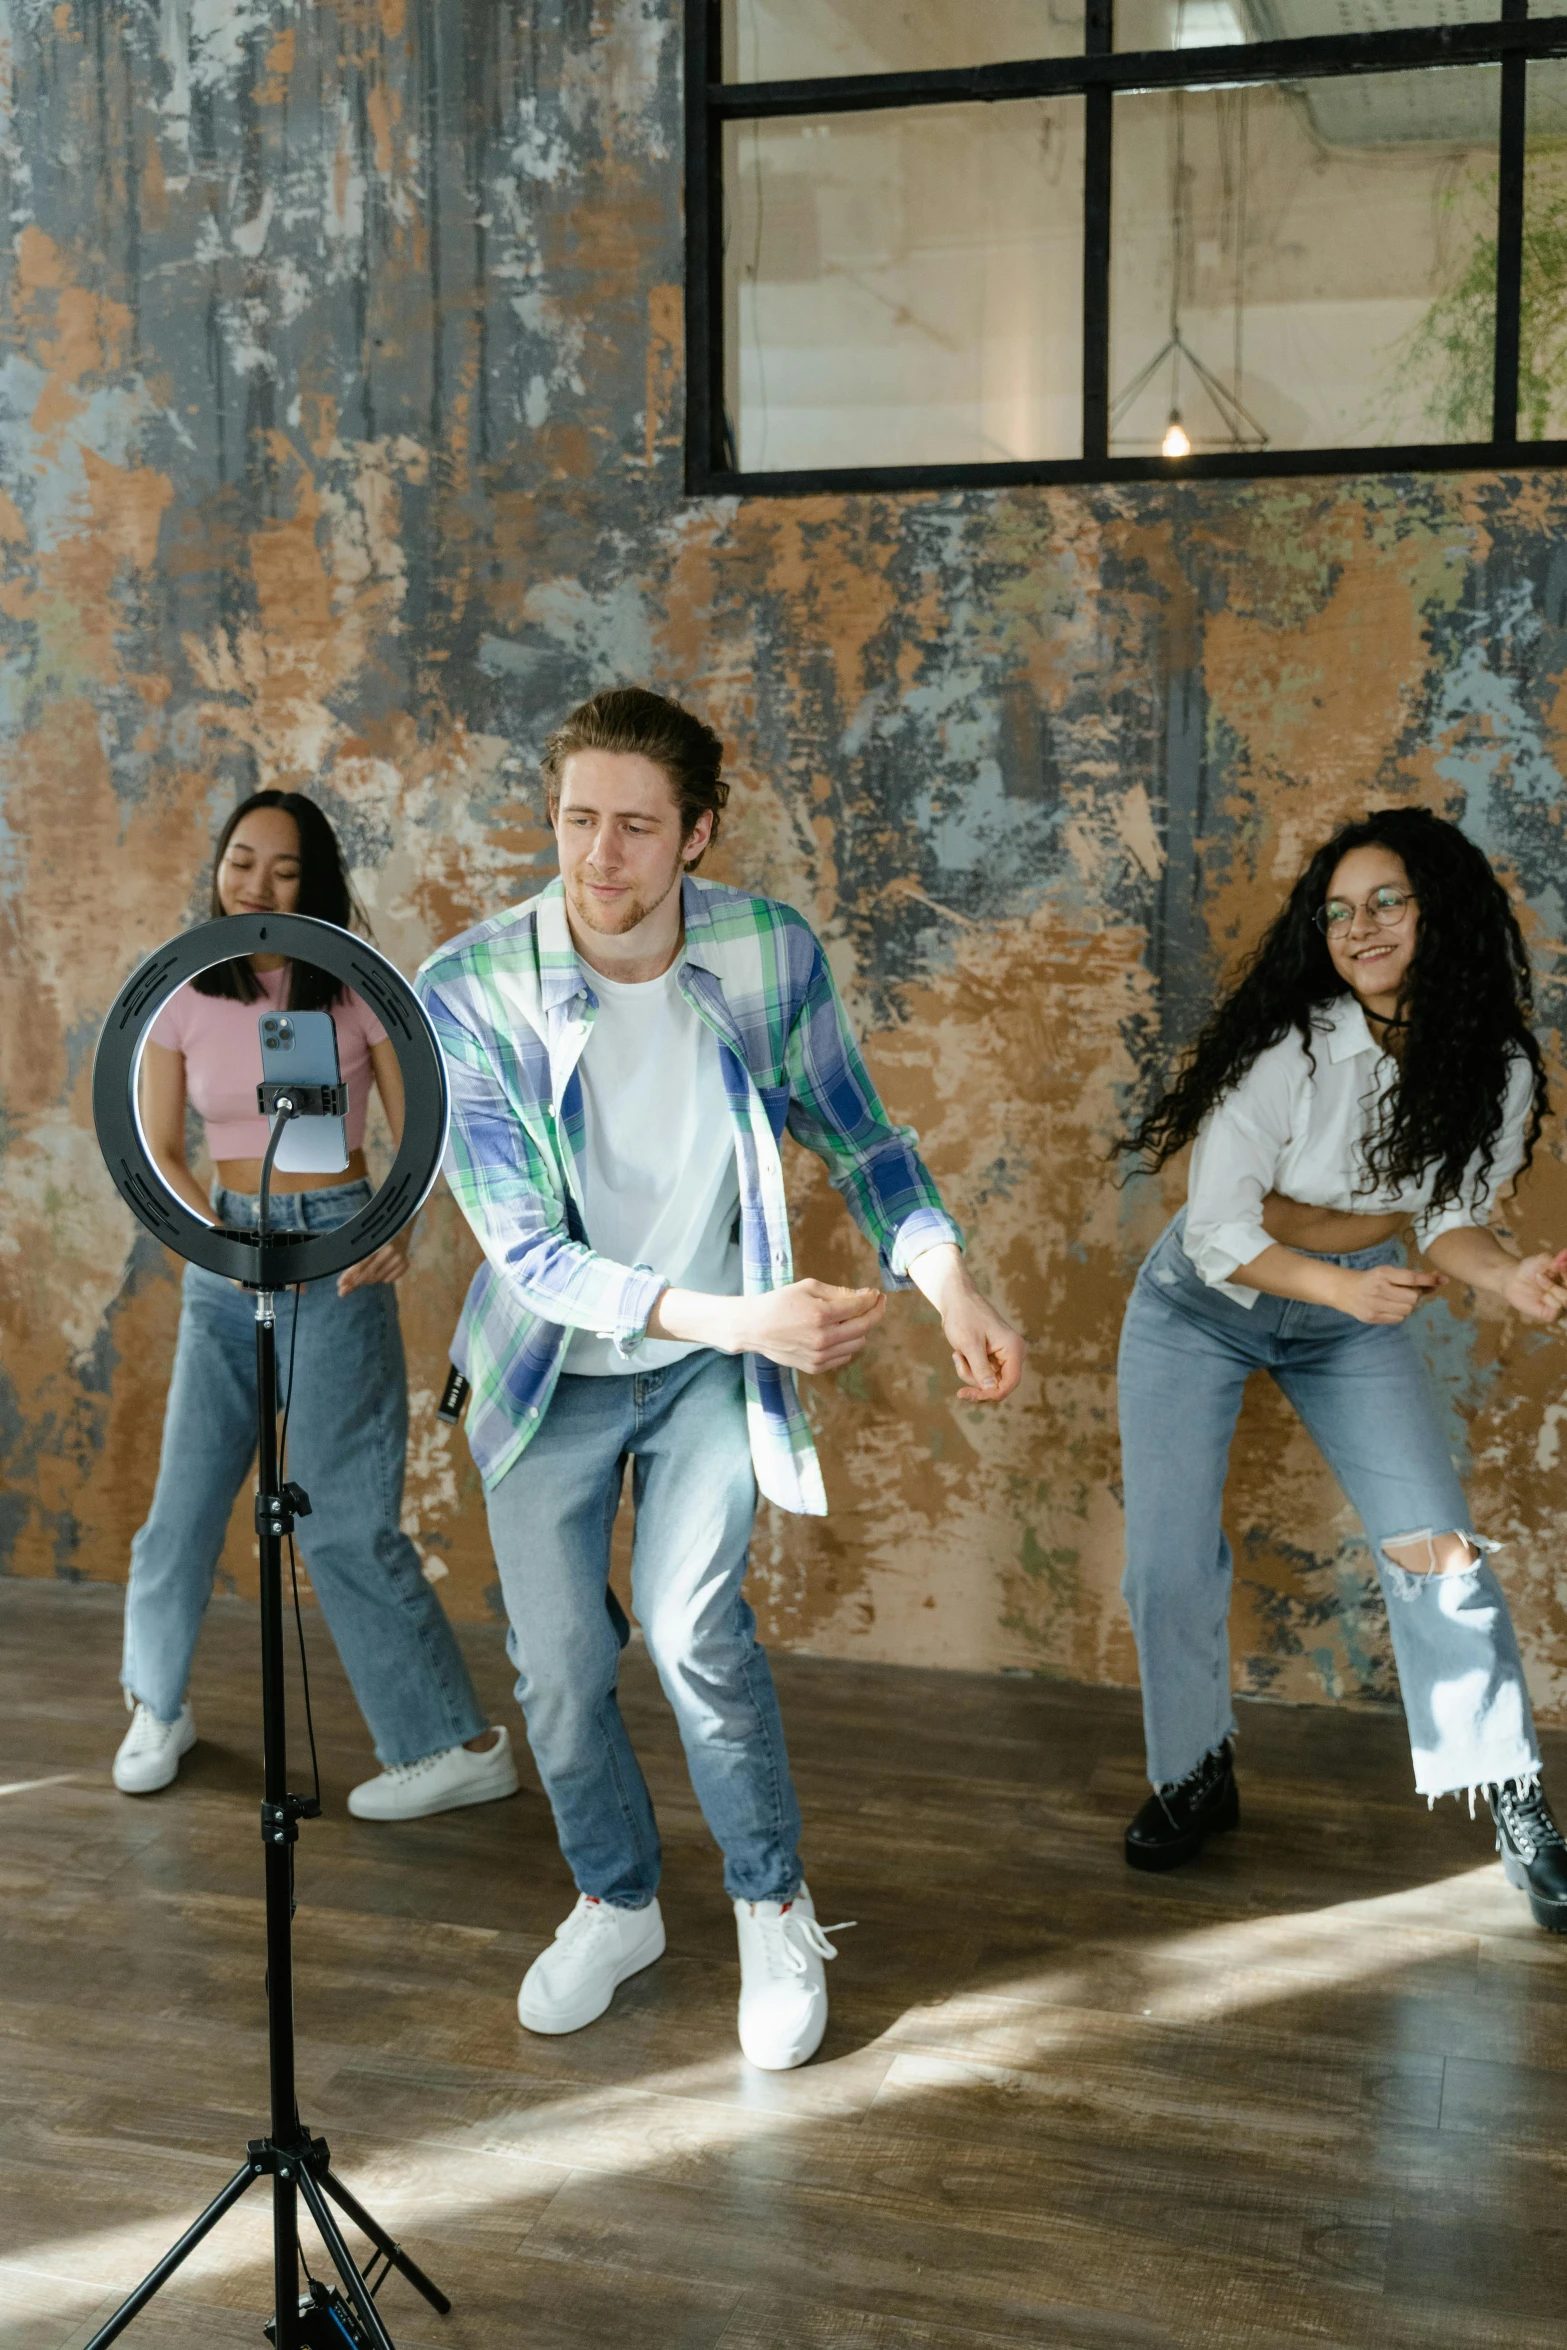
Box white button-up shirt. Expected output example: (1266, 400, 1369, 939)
(1183, 995, 1535, 1306)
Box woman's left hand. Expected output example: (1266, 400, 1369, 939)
(337, 1232, 412, 1295)
(1501, 1250, 1567, 1323)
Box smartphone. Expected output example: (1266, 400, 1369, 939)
(258, 1009, 349, 1175)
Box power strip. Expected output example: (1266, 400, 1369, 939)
(263, 2282, 372, 2348)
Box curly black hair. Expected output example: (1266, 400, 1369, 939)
(1121, 806, 1549, 1213)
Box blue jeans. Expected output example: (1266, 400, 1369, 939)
(485, 1347, 803, 1907)
(1118, 1213, 1541, 1800)
(122, 1181, 486, 1767)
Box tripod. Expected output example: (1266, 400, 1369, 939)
(86, 1110, 451, 2349)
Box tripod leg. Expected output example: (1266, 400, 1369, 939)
(275, 2165, 302, 2350)
(81, 2162, 259, 2350)
(320, 2168, 452, 2315)
(296, 2170, 398, 2350)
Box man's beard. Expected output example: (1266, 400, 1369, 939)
(565, 859, 682, 937)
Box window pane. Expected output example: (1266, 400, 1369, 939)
(724, 102, 1084, 471)
(1117, 0, 1496, 54)
(722, 1, 1083, 81)
(1521, 62, 1567, 439)
(1110, 74, 1500, 453)
(1116, 0, 1251, 54)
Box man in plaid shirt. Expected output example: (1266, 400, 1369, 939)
(417, 687, 1025, 2069)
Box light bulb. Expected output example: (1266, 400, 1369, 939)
(1161, 413, 1191, 459)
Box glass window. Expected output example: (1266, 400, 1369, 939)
(697, 0, 1560, 480)
(721, 1, 1085, 82)
(1118, 0, 1497, 52)
(1256, 0, 1498, 25)
(1116, 0, 1251, 53)
(1109, 70, 1502, 453)
(724, 101, 1085, 471)
(1521, 61, 1567, 439)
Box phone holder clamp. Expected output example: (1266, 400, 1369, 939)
(257, 1082, 350, 1118)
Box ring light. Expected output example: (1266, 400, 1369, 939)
(93, 913, 449, 1291)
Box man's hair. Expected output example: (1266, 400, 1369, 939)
(542, 686, 729, 865)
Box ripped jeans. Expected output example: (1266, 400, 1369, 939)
(1118, 1213, 1541, 1799)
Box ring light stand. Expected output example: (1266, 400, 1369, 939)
(89, 915, 453, 2350)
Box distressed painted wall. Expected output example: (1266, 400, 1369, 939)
(3, 4, 1567, 1729)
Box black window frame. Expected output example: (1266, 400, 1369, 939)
(684, 0, 1567, 494)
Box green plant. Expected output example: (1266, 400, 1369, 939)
(1403, 149, 1567, 441)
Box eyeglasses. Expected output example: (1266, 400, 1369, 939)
(1314, 886, 1415, 936)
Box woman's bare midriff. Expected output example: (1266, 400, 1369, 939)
(1261, 1191, 1410, 1255)
(214, 1148, 371, 1197)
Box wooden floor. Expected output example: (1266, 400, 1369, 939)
(1, 1580, 1564, 2350)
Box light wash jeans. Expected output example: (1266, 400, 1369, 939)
(1118, 1212, 1541, 1801)
(485, 1346, 803, 1907)
(122, 1181, 486, 1767)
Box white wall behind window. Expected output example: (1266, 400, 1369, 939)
(728, 102, 1086, 471)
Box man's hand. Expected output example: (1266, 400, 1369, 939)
(1332, 1265, 1443, 1324)
(739, 1280, 885, 1372)
(908, 1243, 1026, 1404)
(650, 1279, 884, 1371)
(1502, 1249, 1567, 1324)
(651, 1251, 1026, 1397)
(337, 1231, 412, 1296)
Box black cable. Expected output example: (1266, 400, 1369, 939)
(277, 1262, 300, 1486)
(277, 1282, 322, 1813)
(262, 1107, 321, 1813)
(287, 1533, 320, 1811)
(257, 1103, 289, 1239)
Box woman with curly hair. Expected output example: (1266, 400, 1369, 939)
(1117, 805, 1567, 1930)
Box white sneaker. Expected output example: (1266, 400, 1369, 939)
(735, 1883, 852, 2071)
(347, 1725, 519, 1821)
(112, 1699, 196, 1794)
(517, 1894, 665, 2035)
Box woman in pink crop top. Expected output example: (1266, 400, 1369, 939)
(142, 819, 397, 1245)
(115, 790, 515, 1822)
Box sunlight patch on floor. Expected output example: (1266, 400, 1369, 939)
(2, 1861, 1522, 2320)
(954, 1862, 1514, 2029)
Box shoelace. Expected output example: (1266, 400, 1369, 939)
(374, 1735, 502, 1788)
(1496, 1781, 1566, 1861)
(125, 1704, 179, 1750)
(750, 1906, 856, 1980)
(1156, 1746, 1227, 1828)
(557, 1896, 628, 1945)
(374, 1749, 450, 1786)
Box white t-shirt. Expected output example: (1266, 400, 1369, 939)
(1184, 994, 1535, 1306)
(562, 962, 743, 1374)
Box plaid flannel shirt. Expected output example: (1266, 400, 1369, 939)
(415, 874, 962, 1515)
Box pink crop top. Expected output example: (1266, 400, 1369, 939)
(148, 965, 387, 1159)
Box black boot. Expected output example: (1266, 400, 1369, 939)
(1124, 1740, 1239, 1873)
(1489, 1778, 1567, 1932)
